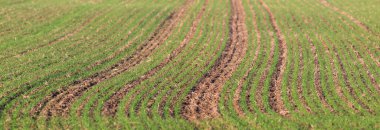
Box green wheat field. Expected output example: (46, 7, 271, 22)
(0, 0, 379, 129)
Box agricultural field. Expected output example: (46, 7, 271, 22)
(0, 0, 379, 129)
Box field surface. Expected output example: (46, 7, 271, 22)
(0, 0, 379, 129)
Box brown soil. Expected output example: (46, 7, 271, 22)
(101, 0, 206, 116)
(181, 0, 248, 120)
(168, 15, 227, 117)
(233, 0, 261, 117)
(259, 0, 288, 116)
(31, 0, 193, 117)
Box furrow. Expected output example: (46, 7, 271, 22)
(168, 17, 226, 117)
(259, 0, 288, 116)
(233, 0, 261, 116)
(233, 0, 261, 117)
(30, 0, 193, 117)
(101, 0, 206, 116)
(182, 0, 248, 120)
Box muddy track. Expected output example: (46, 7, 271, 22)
(306, 35, 334, 112)
(145, 2, 208, 117)
(233, 0, 261, 117)
(30, 0, 193, 117)
(318, 0, 371, 33)
(252, 0, 272, 114)
(259, 0, 288, 116)
(233, 0, 261, 116)
(167, 18, 226, 117)
(181, 0, 248, 120)
(156, 40, 202, 117)
(101, 0, 206, 116)
(157, 23, 207, 117)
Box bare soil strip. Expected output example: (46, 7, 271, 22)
(233, 1, 261, 117)
(306, 35, 335, 112)
(182, 0, 248, 120)
(157, 21, 207, 117)
(101, 0, 207, 116)
(240, 0, 268, 114)
(259, 0, 288, 116)
(31, 0, 193, 117)
(168, 18, 227, 117)
(319, 0, 371, 32)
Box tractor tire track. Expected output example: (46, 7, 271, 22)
(182, 0, 248, 120)
(168, 18, 227, 117)
(101, 0, 206, 116)
(233, 1, 261, 116)
(31, 0, 193, 117)
(157, 21, 208, 117)
(252, 0, 273, 114)
(259, 0, 288, 116)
